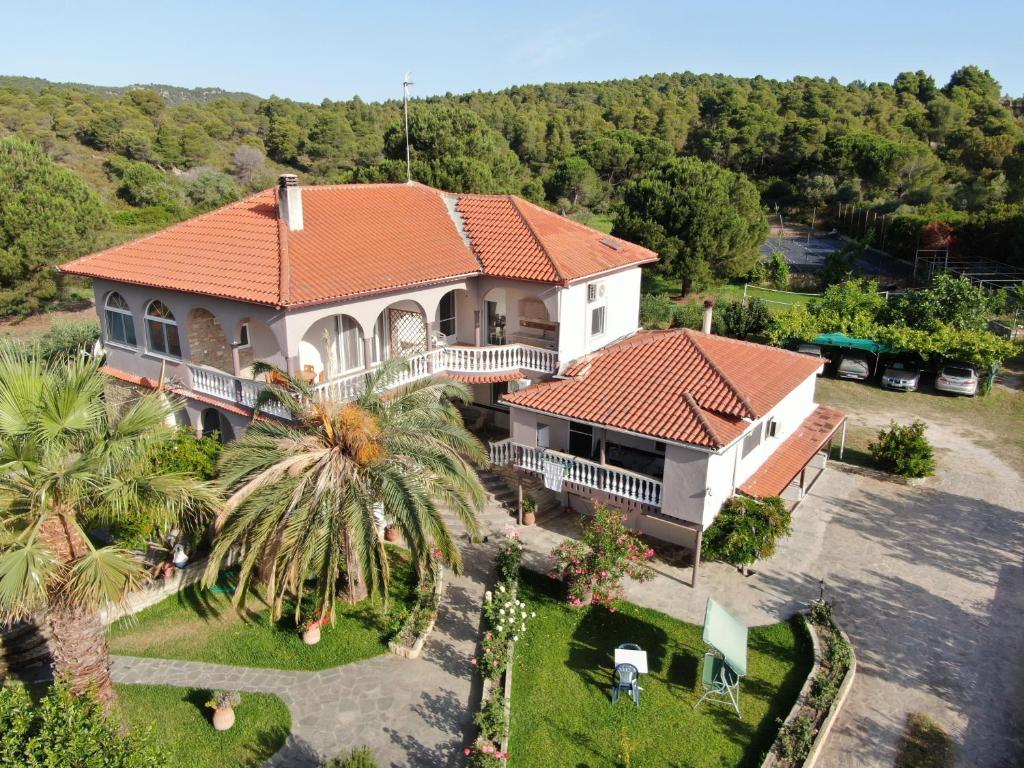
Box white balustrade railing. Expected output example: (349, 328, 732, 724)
(489, 439, 663, 509)
(187, 344, 557, 419)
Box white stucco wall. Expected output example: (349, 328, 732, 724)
(557, 266, 642, 364)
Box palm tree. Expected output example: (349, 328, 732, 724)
(204, 356, 486, 622)
(0, 346, 217, 706)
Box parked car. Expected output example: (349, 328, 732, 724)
(881, 358, 922, 392)
(797, 344, 826, 375)
(836, 352, 871, 381)
(935, 361, 979, 396)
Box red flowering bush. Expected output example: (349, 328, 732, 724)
(550, 505, 654, 607)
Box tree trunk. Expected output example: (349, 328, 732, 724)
(36, 513, 118, 709)
(40, 602, 116, 707)
(342, 526, 368, 604)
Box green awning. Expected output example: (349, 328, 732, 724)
(702, 598, 748, 676)
(812, 332, 891, 355)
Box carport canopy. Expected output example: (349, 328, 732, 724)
(812, 332, 891, 355)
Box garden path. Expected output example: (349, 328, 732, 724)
(112, 486, 514, 767)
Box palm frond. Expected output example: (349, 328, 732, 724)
(65, 546, 143, 611)
(0, 540, 58, 621)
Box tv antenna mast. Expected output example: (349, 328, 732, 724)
(402, 72, 414, 183)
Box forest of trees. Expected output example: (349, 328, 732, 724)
(1, 66, 1023, 314)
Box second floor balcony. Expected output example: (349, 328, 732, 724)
(187, 342, 559, 416)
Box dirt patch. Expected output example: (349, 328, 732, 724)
(0, 304, 97, 342)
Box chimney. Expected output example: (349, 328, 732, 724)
(278, 173, 303, 231)
(702, 299, 714, 334)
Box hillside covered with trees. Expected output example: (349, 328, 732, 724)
(1, 65, 1023, 315)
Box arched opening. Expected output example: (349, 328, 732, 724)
(187, 308, 231, 372)
(200, 408, 234, 442)
(103, 291, 137, 347)
(434, 288, 473, 346)
(298, 314, 365, 383)
(371, 300, 427, 363)
(482, 286, 557, 350)
(145, 300, 182, 359)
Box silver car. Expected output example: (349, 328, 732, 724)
(935, 362, 979, 396)
(881, 360, 921, 392)
(837, 352, 871, 381)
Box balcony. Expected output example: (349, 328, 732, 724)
(187, 343, 559, 417)
(489, 438, 663, 510)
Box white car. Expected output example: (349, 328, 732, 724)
(935, 362, 979, 396)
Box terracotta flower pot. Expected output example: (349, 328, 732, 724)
(212, 706, 235, 731)
(523, 510, 536, 526)
(384, 525, 400, 542)
(302, 624, 321, 645)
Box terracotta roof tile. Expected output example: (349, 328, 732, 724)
(101, 366, 263, 419)
(739, 406, 846, 498)
(502, 330, 826, 449)
(63, 183, 658, 305)
(448, 369, 526, 384)
(456, 195, 657, 283)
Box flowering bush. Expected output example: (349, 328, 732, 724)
(494, 528, 523, 583)
(464, 736, 510, 765)
(477, 581, 535, 679)
(550, 505, 654, 608)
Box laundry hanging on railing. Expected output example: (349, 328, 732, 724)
(543, 458, 566, 493)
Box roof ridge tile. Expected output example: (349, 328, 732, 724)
(507, 196, 566, 284)
(683, 330, 757, 419)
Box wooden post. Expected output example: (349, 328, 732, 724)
(517, 476, 524, 526)
(691, 527, 702, 588)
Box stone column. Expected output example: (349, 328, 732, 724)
(362, 335, 374, 371)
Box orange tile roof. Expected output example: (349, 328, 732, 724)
(456, 195, 657, 283)
(61, 183, 657, 306)
(448, 369, 526, 385)
(739, 405, 846, 498)
(501, 330, 826, 449)
(102, 366, 263, 419)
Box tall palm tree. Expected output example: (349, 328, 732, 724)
(0, 347, 217, 706)
(204, 356, 486, 622)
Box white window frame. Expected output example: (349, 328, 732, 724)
(237, 322, 251, 350)
(144, 300, 182, 359)
(103, 292, 137, 348)
(590, 305, 607, 337)
(438, 291, 457, 341)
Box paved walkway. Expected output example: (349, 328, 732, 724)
(112, 492, 512, 767)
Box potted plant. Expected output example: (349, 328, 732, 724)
(206, 690, 241, 731)
(522, 495, 537, 526)
(302, 613, 328, 645)
(384, 525, 400, 543)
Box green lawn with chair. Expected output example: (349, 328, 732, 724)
(508, 571, 812, 767)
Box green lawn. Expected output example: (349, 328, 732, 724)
(117, 684, 290, 768)
(108, 549, 418, 671)
(641, 273, 815, 314)
(508, 571, 812, 768)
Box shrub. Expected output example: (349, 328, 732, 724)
(152, 426, 222, 480)
(640, 293, 675, 329)
(826, 632, 853, 673)
(549, 505, 654, 607)
(495, 530, 524, 583)
(0, 680, 165, 767)
(809, 598, 834, 627)
(746, 260, 768, 286)
(869, 420, 936, 478)
(324, 746, 380, 768)
(720, 298, 772, 340)
(36, 318, 100, 361)
(775, 713, 816, 761)
(701, 496, 792, 570)
(473, 690, 506, 741)
(672, 301, 705, 330)
(807, 671, 840, 710)
(766, 250, 791, 290)
(821, 247, 858, 286)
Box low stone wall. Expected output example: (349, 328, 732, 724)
(389, 565, 445, 660)
(762, 615, 857, 768)
(99, 558, 208, 626)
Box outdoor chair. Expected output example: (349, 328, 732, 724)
(617, 643, 642, 651)
(695, 652, 741, 717)
(611, 663, 640, 706)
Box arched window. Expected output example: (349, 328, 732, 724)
(104, 292, 136, 347)
(145, 300, 181, 358)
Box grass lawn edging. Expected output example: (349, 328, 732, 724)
(763, 606, 857, 768)
(389, 563, 444, 659)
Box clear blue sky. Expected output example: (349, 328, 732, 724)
(4, 0, 1022, 102)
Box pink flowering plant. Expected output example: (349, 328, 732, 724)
(550, 505, 655, 608)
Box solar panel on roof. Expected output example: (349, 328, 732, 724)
(599, 237, 623, 251)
